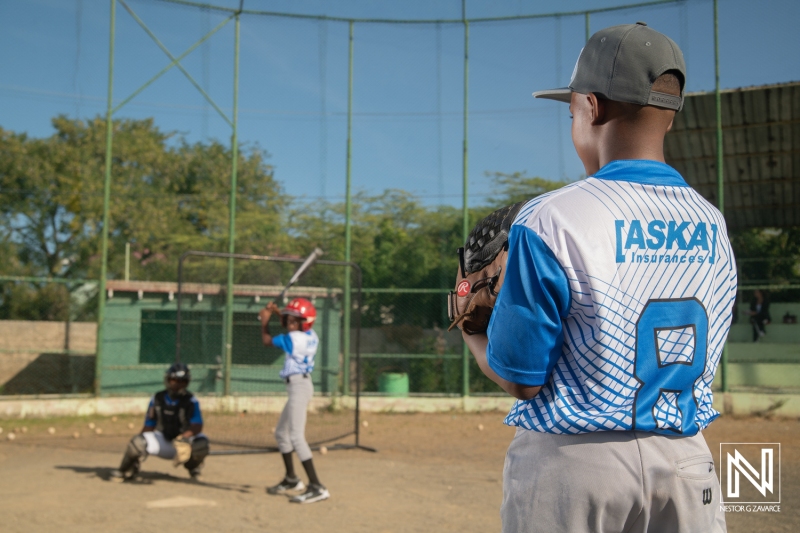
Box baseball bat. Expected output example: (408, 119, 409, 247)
(258, 247, 323, 323)
(276, 247, 324, 303)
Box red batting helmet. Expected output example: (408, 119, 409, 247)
(280, 298, 317, 331)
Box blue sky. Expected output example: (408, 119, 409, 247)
(2, 0, 799, 207)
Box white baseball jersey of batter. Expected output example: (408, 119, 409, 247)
(273, 329, 319, 379)
(486, 159, 737, 436)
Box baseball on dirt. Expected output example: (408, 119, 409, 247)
(111, 416, 118, 422)
(0, 427, 3, 434)
(127, 422, 135, 429)
(73, 431, 80, 439)
(362, 420, 369, 428)
(95, 428, 103, 435)
(7, 433, 16, 441)
(319, 446, 328, 455)
(21, 426, 28, 433)
(47, 427, 56, 435)
(478, 424, 484, 431)
(88, 422, 96, 429)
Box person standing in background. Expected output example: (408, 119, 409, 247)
(748, 289, 771, 341)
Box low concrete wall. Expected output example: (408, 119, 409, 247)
(0, 395, 516, 419)
(0, 395, 334, 419)
(1, 393, 799, 419)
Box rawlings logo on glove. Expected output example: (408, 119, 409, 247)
(447, 201, 526, 335)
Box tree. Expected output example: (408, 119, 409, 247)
(729, 227, 800, 302)
(485, 171, 570, 208)
(0, 116, 285, 317)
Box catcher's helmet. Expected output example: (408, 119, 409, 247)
(280, 298, 317, 331)
(166, 362, 191, 383)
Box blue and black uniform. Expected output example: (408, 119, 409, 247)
(116, 387, 209, 478)
(144, 390, 204, 441)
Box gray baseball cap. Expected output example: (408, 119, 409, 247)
(534, 22, 686, 111)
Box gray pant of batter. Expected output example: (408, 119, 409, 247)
(501, 429, 727, 533)
(275, 373, 314, 462)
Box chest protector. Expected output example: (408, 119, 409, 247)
(152, 390, 196, 441)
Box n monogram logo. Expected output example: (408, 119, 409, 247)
(720, 443, 781, 504)
(702, 488, 712, 505)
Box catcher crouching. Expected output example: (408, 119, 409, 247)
(111, 363, 209, 481)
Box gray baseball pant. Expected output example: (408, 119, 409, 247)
(501, 428, 727, 533)
(275, 373, 314, 461)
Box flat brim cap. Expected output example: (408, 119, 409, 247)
(532, 87, 572, 103)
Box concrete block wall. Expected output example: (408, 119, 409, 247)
(0, 320, 97, 394)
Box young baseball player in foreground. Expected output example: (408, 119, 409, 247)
(454, 22, 734, 532)
(111, 363, 209, 481)
(259, 297, 329, 504)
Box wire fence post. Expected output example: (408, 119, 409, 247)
(585, 12, 590, 42)
(713, 0, 728, 395)
(343, 21, 355, 396)
(461, 3, 470, 397)
(95, 0, 116, 398)
(222, 9, 241, 396)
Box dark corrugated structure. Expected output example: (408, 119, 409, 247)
(664, 81, 800, 230)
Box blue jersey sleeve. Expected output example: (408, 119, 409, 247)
(272, 333, 293, 354)
(486, 224, 571, 386)
(189, 397, 203, 425)
(143, 397, 157, 428)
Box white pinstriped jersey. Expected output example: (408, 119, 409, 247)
(485, 160, 737, 435)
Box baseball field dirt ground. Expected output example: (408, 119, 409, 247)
(0, 411, 797, 532)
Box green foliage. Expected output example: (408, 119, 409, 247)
(1, 117, 574, 298)
(730, 227, 800, 302)
(0, 116, 285, 282)
(0, 116, 286, 300)
(0, 282, 70, 321)
(485, 171, 571, 208)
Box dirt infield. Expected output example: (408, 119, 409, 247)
(0, 411, 797, 532)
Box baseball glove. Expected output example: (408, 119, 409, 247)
(173, 436, 192, 467)
(447, 201, 526, 335)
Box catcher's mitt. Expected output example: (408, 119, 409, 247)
(173, 436, 192, 467)
(447, 201, 526, 335)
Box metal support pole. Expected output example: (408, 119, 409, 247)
(713, 0, 728, 394)
(223, 11, 241, 396)
(585, 12, 591, 42)
(461, 5, 470, 398)
(343, 21, 354, 396)
(95, 0, 116, 397)
(124, 242, 130, 281)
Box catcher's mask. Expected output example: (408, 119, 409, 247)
(280, 298, 317, 331)
(165, 362, 191, 389)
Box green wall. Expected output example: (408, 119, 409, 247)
(100, 291, 341, 396)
